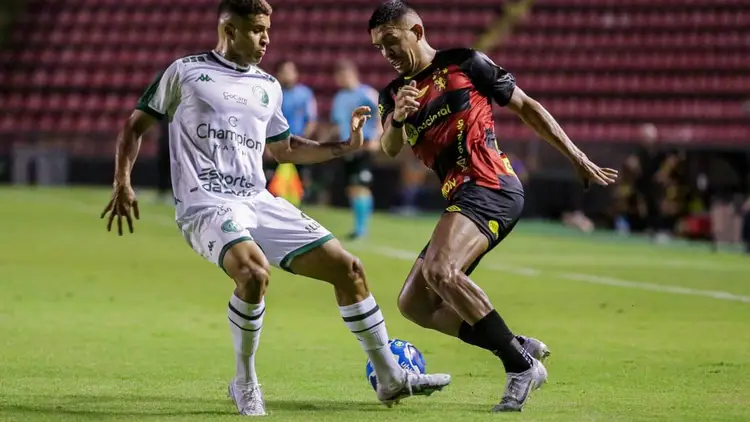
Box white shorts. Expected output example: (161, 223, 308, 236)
(179, 190, 333, 272)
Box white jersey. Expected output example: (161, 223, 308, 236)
(136, 51, 290, 221)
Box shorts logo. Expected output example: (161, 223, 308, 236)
(445, 205, 461, 213)
(488, 220, 500, 239)
(221, 219, 243, 233)
(253, 85, 269, 107)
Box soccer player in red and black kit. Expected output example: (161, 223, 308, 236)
(369, 0, 618, 412)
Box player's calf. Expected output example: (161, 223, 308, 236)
(221, 240, 270, 410)
(287, 240, 451, 402)
(421, 256, 533, 375)
(421, 259, 494, 324)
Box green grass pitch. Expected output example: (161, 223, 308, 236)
(1, 187, 749, 421)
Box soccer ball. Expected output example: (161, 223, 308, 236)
(365, 339, 426, 390)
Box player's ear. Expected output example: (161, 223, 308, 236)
(223, 22, 237, 41)
(410, 24, 424, 41)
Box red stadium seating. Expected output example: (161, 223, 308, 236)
(0, 0, 747, 156)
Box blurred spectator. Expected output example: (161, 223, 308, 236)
(265, 59, 318, 201)
(329, 59, 382, 239)
(630, 123, 686, 242)
(276, 59, 318, 139)
(611, 154, 648, 234)
(393, 155, 428, 215)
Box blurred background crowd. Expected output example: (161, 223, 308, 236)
(1, 0, 748, 252)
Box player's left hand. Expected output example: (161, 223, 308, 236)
(348, 106, 371, 151)
(574, 155, 619, 190)
(100, 182, 140, 236)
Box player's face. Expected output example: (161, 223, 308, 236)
(371, 24, 420, 75)
(334, 68, 357, 89)
(277, 62, 298, 87)
(227, 14, 271, 64)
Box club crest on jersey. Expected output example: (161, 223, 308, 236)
(221, 219, 243, 233)
(432, 68, 448, 91)
(252, 85, 269, 107)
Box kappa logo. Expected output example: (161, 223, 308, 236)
(196, 74, 214, 82)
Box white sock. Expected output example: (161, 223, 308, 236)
(228, 294, 265, 385)
(339, 294, 404, 389)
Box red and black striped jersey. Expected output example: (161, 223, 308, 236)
(378, 48, 523, 199)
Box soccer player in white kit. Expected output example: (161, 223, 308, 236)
(100, 0, 450, 416)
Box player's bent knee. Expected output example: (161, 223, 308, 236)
(222, 243, 271, 298)
(397, 289, 419, 321)
(422, 261, 459, 292)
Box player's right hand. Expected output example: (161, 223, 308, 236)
(101, 182, 140, 236)
(393, 80, 420, 123)
(574, 155, 619, 190)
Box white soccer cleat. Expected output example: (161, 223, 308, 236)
(228, 381, 267, 416)
(376, 371, 451, 407)
(492, 358, 548, 412)
(517, 335, 551, 363)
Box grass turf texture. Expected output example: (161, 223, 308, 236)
(1, 187, 748, 421)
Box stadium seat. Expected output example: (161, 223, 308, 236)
(0, 0, 747, 152)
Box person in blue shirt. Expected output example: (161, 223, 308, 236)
(266, 59, 318, 199)
(330, 59, 382, 240)
(276, 59, 318, 138)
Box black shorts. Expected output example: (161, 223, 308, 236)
(342, 149, 373, 187)
(419, 182, 524, 276)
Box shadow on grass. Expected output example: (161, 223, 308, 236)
(1, 394, 488, 417)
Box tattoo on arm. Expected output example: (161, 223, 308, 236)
(289, 135, 347, 157)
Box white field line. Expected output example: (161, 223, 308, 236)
(10, 191, 750, 304)
(355, 246, 750, 304)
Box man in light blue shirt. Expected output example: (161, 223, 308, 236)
(267, 59, 318, 200)
(331, 59, 382, 240)
(277, 59, 318, 138)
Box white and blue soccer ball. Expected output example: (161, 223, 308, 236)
(365, 339, 426, 390)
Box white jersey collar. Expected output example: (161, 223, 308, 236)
(210, 50, 252, 73)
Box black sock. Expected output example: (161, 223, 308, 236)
(458, 321, 495, 350)
(469, 310, 533, 373)
(458, 322, 528, 352)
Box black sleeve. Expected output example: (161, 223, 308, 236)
(377, 85, 395, 125)
(462, 50, 516, 107)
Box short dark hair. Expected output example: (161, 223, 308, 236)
(368, 0, 413, 31)
(334, 59, 357, 74)
(274, 58, 295, 73)
(218, 0, 273, 18)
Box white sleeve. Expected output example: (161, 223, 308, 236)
(266, 84, 291, 143)
(136, 61, 182, 119)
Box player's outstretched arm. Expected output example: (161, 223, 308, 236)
(100, 110, 156, 235)
(506, 87, 618, 189)
(266, 106, 371, 164)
